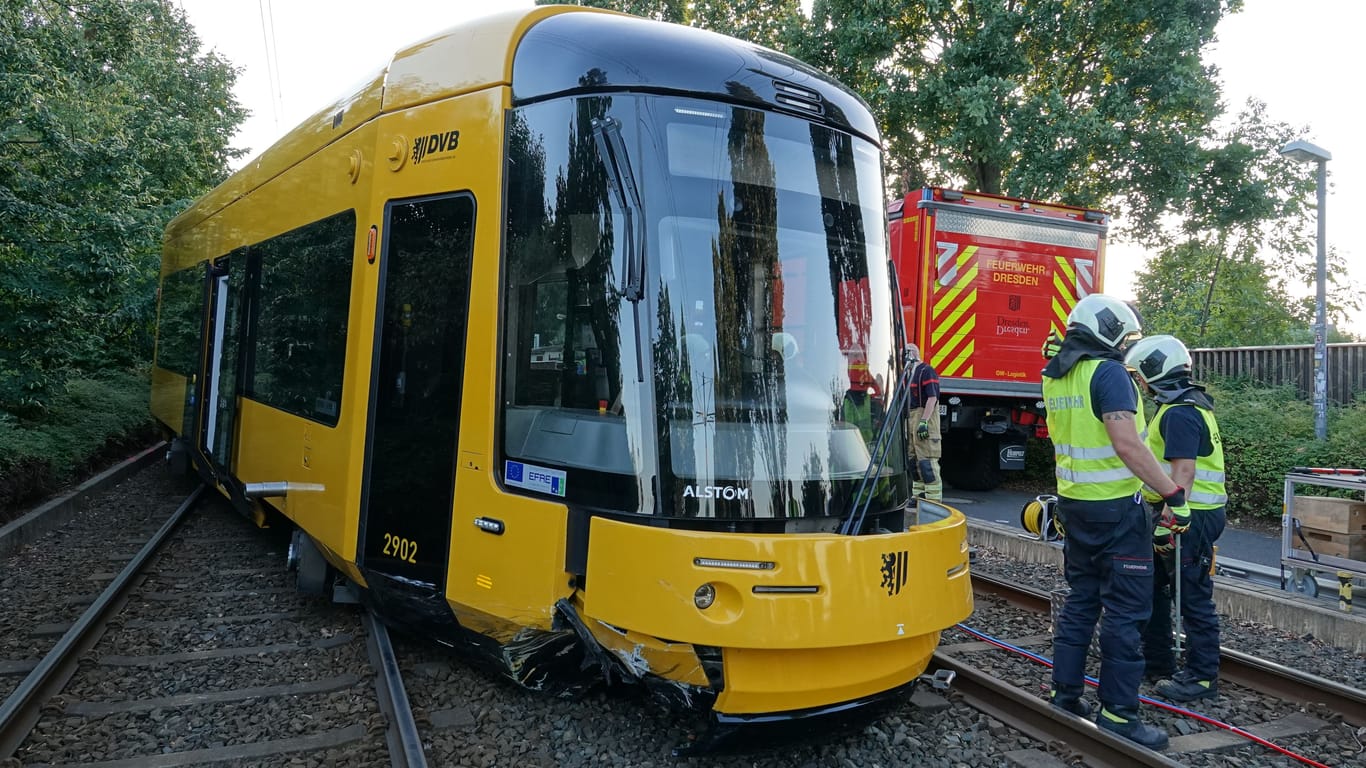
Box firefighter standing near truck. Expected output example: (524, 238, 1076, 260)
(1041, 294, 1190, 751)
(1126, 335, 1226, 702)
(905, 343, 942, 501)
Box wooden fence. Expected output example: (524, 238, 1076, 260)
(1189, 342, 1366, 405)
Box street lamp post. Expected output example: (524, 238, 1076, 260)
(1280, 139, 1331, 440)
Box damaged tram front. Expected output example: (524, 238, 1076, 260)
(483, 11, 974, 722)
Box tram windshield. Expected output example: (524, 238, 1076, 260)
(502, 94, 907, 522)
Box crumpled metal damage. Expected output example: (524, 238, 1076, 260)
(360, 570, 465, 647)
(499, 624, 582, 694)
(359, 571, 715, 709)
(556, 599, 714, 711)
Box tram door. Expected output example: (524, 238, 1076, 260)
(358, 194, 475, 587)
(199, 256, 245, 473)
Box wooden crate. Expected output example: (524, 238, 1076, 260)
(1293, 496, 1366, 534)
(1298, 527, 1366, 560)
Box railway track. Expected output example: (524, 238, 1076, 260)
(0, 487, 427, 768)
(930, 653, 1184, 768)
(941, 571, 1366, 767)
(7, 462, 1365, 766)
(970, 572, 1366, 728)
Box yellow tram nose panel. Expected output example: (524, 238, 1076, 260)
(581, 511, 973, 650)
(716, 632, 941, 715)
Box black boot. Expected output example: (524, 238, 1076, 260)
(1096, 707, 1168, 750)
(1156, 675, 1218, 702)
(1049, 685, 1091, 717)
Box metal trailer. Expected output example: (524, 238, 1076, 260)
(1280, 468, 1366, 604)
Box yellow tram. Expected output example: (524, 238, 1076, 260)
(151, 5, 973, 723)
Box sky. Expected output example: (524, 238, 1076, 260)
(173, 0, 1365, 335)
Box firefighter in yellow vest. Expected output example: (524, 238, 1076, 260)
(1127, 335, 1226, 702)
(841, 365, 884, 447)
(1041, 294, 1188, 752)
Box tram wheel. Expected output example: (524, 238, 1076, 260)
(289, 529, 332, 596)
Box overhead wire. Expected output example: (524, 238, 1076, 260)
(257, 0, 283, 130)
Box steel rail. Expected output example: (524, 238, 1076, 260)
(972, 570, 1050, 613)
(930, 652, 1183, 768)
(0, 484, 205, 759)
(1218, 645, 1366, 728)
(364, 612, 428, 768)
(970, 571, 1366, 727)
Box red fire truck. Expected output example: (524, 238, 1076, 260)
(888, 187, 1108, 490)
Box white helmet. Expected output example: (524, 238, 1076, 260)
(1125, 334, 1192, 384)
(1066, 294, 1141, 350)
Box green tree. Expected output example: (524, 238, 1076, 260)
(1133, 240, 1308, 346)
(1132, 100, 1360, 344)
(536, 1, 1361, 343)
(537, 0, 803, 48)
(539, 0, 685, 21)
(796, 0, 1236, 234)
(0, 0, 245, 414)
(548, 0, 1240, 239)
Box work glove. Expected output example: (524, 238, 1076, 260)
(916, 419, 930, 440)
(1152, 523, 1175, 555)
(1041, 329, 1064, 359)
(1161, 486, 1191, 534)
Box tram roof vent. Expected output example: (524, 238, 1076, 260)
(772, 79, 824, 116)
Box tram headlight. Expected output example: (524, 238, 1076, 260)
(694, 583, 717, 610)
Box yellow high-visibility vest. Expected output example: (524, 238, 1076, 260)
(1043, 359, 1146, 501)
(1147, 403, 1227, 509)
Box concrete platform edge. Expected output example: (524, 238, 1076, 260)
(0, 442, 166, 559)
(966, 519, 1366, 655)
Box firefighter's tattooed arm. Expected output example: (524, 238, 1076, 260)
(1104, 410, 1181, 496)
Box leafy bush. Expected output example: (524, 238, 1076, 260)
(1211, 380, 1366, 520)
(0, 369, 156, 519)
(1213, 382, 1306, 519)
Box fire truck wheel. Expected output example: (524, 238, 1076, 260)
(942, 432, 1003, 491)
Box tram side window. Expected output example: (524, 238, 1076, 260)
(155, 266, 205, 377)
(248, 211, 356, 427)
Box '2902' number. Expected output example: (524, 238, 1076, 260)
(382, 533, 418, 564)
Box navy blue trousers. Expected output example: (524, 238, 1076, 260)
(1142, 550, 1177, 678)
(1142, 507, 1226, 681)
(1053, 493, 1153, 712)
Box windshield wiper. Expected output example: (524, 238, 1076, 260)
(838, 348, 918, 536)
(591, 116, 644, 302)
